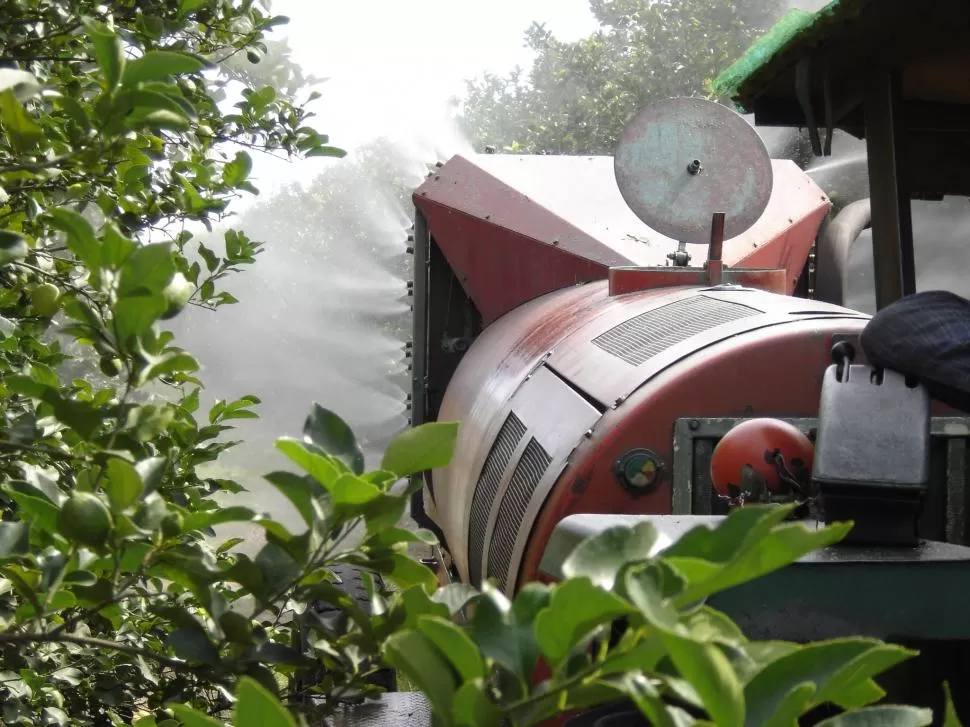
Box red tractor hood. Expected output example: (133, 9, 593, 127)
(414, 154, 830, 324)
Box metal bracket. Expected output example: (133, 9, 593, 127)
(796, 58, 823, 156)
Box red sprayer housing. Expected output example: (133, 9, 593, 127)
(409, 147, 861, 596)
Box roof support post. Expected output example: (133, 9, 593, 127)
(864, 69, 916, 309)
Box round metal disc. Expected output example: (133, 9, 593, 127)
(614, 97, 773, 244)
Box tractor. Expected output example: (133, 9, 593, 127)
(375, 0, 970, 724)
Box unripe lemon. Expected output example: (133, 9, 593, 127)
(58, 492, 113, 547)
(161, 273, 194, 320)
(160, 512, 184, 538)
(98, 356, 123, 378)
(30, 283, 61, 317)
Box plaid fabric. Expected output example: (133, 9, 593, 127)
(860, 290, 970, 412)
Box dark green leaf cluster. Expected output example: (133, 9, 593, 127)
(382, 504, 946, 727)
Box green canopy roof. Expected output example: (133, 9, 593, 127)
(708, 0, 970, 198)
(710, 1, 867, 108)
(710, 0, 970, 117)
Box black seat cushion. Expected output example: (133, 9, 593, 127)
(860, 290, 970, 414)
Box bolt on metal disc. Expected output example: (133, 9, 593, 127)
(614, 97, 773, 245)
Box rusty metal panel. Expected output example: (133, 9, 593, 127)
(414, 155, 830, 323)
(474, 363, 601, 596)
(723, 162, 831, 293)
(418, 198, 609, 324)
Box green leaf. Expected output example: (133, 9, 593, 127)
(305, 145, 348, 158)
(143, 352, 199, 382)
(0, 88, 41, 151)
(0, 231, 28, 267)
(114, 294, 167, 344)
(610, 673, 677, 727)
(533, 577, 632, 669)
(118, 242, 176, 297)
(84, 19, 125, 89)
(417, 615, 486, 681)
(121, 89, 198, 122)
(167, 627, 219, 665)
(275, 438, 340, 488)
(219, 611, 253, 644)
(332, 473, 381, 506)
(661, 629, 744, 727)
(224, 151, 253, 186)
(381, 421, 458, 476)
(302, 404, 365, 474)
(63, 570, 97, 586)
(743, 639, 918, 727)
(453, 679, 502, 727)
(51, 667, 84, 687)
(814, 706, 933, 727)
(126, 404, 175, 442)
(431, 582, 480, 614)
(371, 552, 437, 593)
(122, 51, 206, 87)
(622, 563, 681, 630)
(563, 520, 659, 590)
(131, 109, 192, 132)
(135, 457, 167, 495)
(264, 471, 326, 527)
(178, 0, 209, 18)
(104, 458, 144, 511)
(944, 682, 964, 727)
(831, 679, 887, 711)
(101, 222, 137, 268)
(0, 521, 29, 557)
(47, 209, 100, 269)
(384, 630, 458, 717)
(469, 581, 553, 685)
(666, 507, 851, 606)
(168, 705, 225, 727)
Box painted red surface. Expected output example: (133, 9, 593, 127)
(607, 266, 789, 295)
(414, 154, 830, 324)
(517, 321, 870, 587)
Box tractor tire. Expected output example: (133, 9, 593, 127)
(294, 564, 397, 699)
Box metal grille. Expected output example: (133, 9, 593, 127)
(468, 413, 527, 586)
(486, 437, 552, 591)
(591, 295, 761, 366)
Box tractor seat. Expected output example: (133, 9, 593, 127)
(860, 290, 970, 414)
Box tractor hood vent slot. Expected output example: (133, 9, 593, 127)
(487, 437, 552, 591)
(468, 412, 527, 586)
(591, 295, 761, 366)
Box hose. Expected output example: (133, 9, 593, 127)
(814, 198, 871, 306)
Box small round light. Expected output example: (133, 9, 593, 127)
(614, 449, 663, 494)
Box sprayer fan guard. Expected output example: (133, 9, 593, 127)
(614, 97, 773, 245)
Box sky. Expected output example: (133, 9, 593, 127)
(272, 0, 598, 146)
(243, 0, 832, 195)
